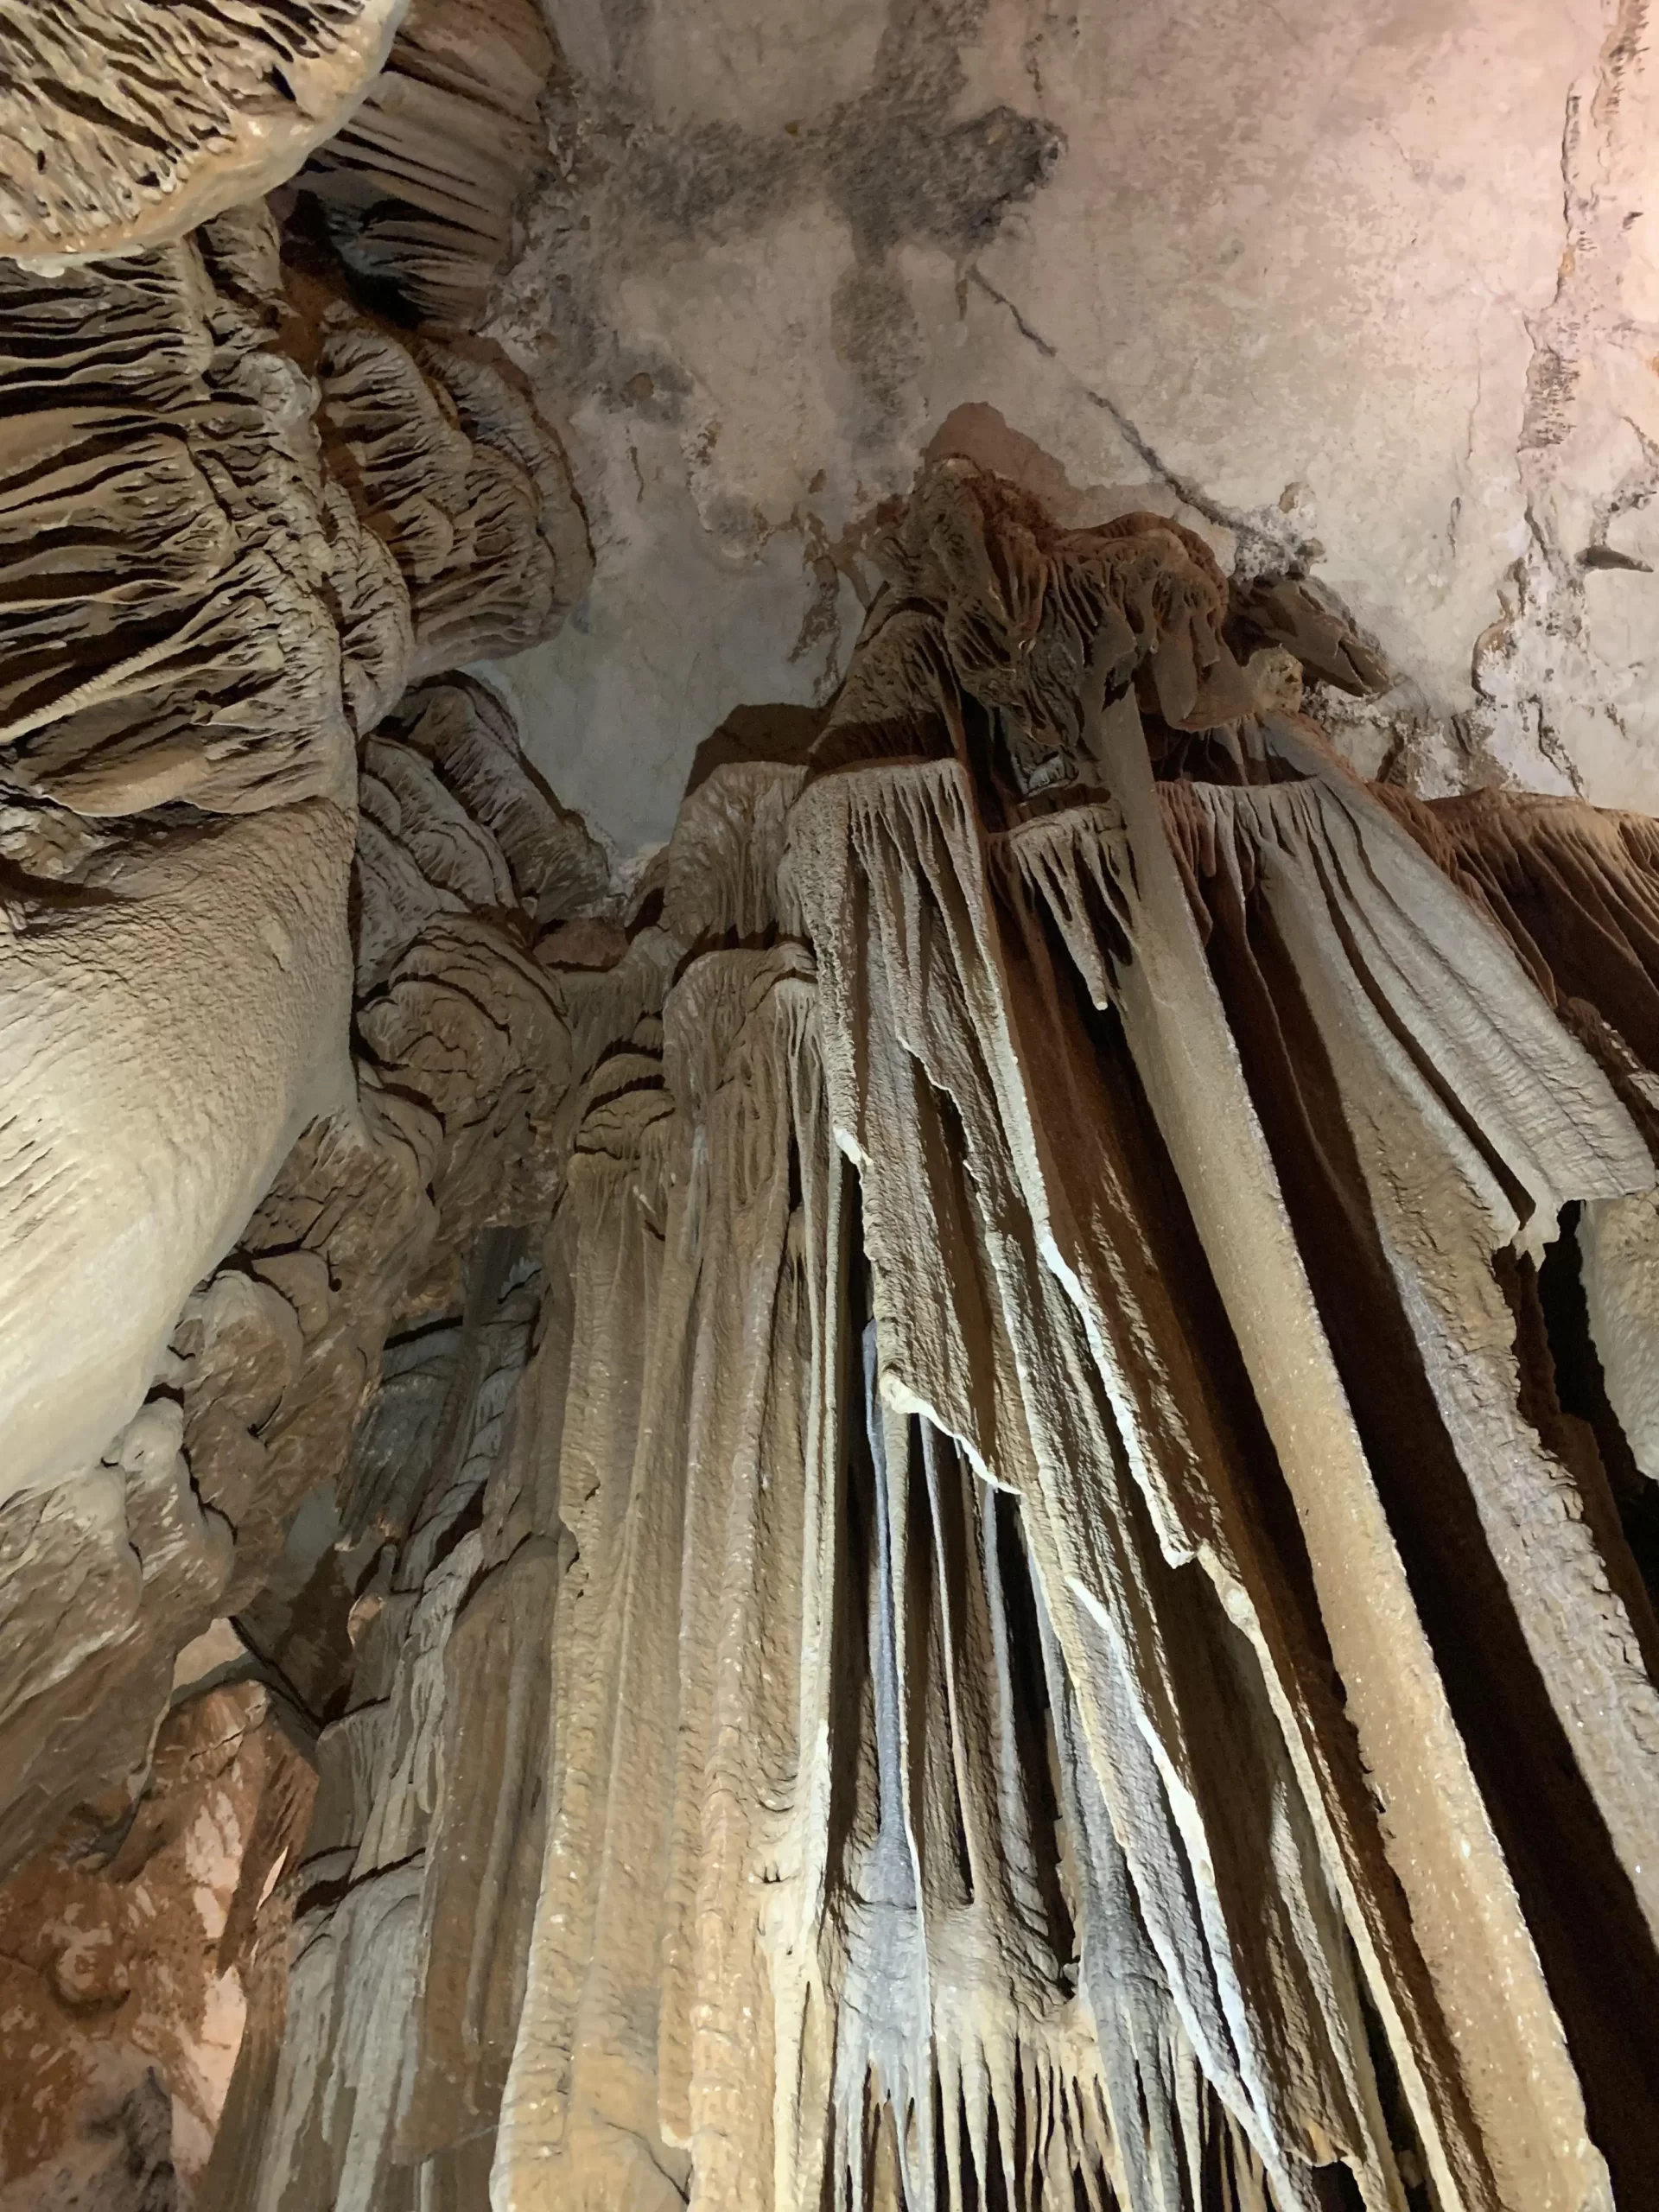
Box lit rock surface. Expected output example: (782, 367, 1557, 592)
(2, 9, 1659, 2209)
(0, 0, 408, 264)
(487, 0, 1659, 847)
(0, 1672, 315, 2209)
(149, 464, 1659, 2210)
(0, 193, 589, 1501)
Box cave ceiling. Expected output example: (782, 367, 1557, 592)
(480, 0, 1659, 849)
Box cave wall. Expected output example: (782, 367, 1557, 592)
(0, 9, 600, 2190)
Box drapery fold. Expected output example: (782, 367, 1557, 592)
(234, 465, 1659, 2212)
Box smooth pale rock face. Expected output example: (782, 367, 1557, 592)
(0, 801, 356, 1502)
(488, 0, 1659, 848)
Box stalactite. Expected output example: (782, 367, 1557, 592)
(295, 0, 559, 325)
(487, 461, 1659, 2212)
(0, 187, 588, 1496)
(0, 59, 595, 2190)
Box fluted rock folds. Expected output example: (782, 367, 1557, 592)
(0, 0, 409, 264)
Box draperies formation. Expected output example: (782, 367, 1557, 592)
(247, 463, 1659, 2212)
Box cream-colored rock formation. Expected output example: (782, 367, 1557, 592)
(0, 0, 409, 264)
(3, 7, 1659, 2212)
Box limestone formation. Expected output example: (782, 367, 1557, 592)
(3, 10, 1659, 2209)
(298, 0, 560, 324)
(0, 1674, 315, 2205)
(0, 0, 408, 265)
(0, 59, 594, 2174)
(19, 461, 1635, 2212)
(0, 193, 589, 1510)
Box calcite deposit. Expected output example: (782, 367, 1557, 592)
(2, 6, 1659, 2212)
(0, 0, 408, 264)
